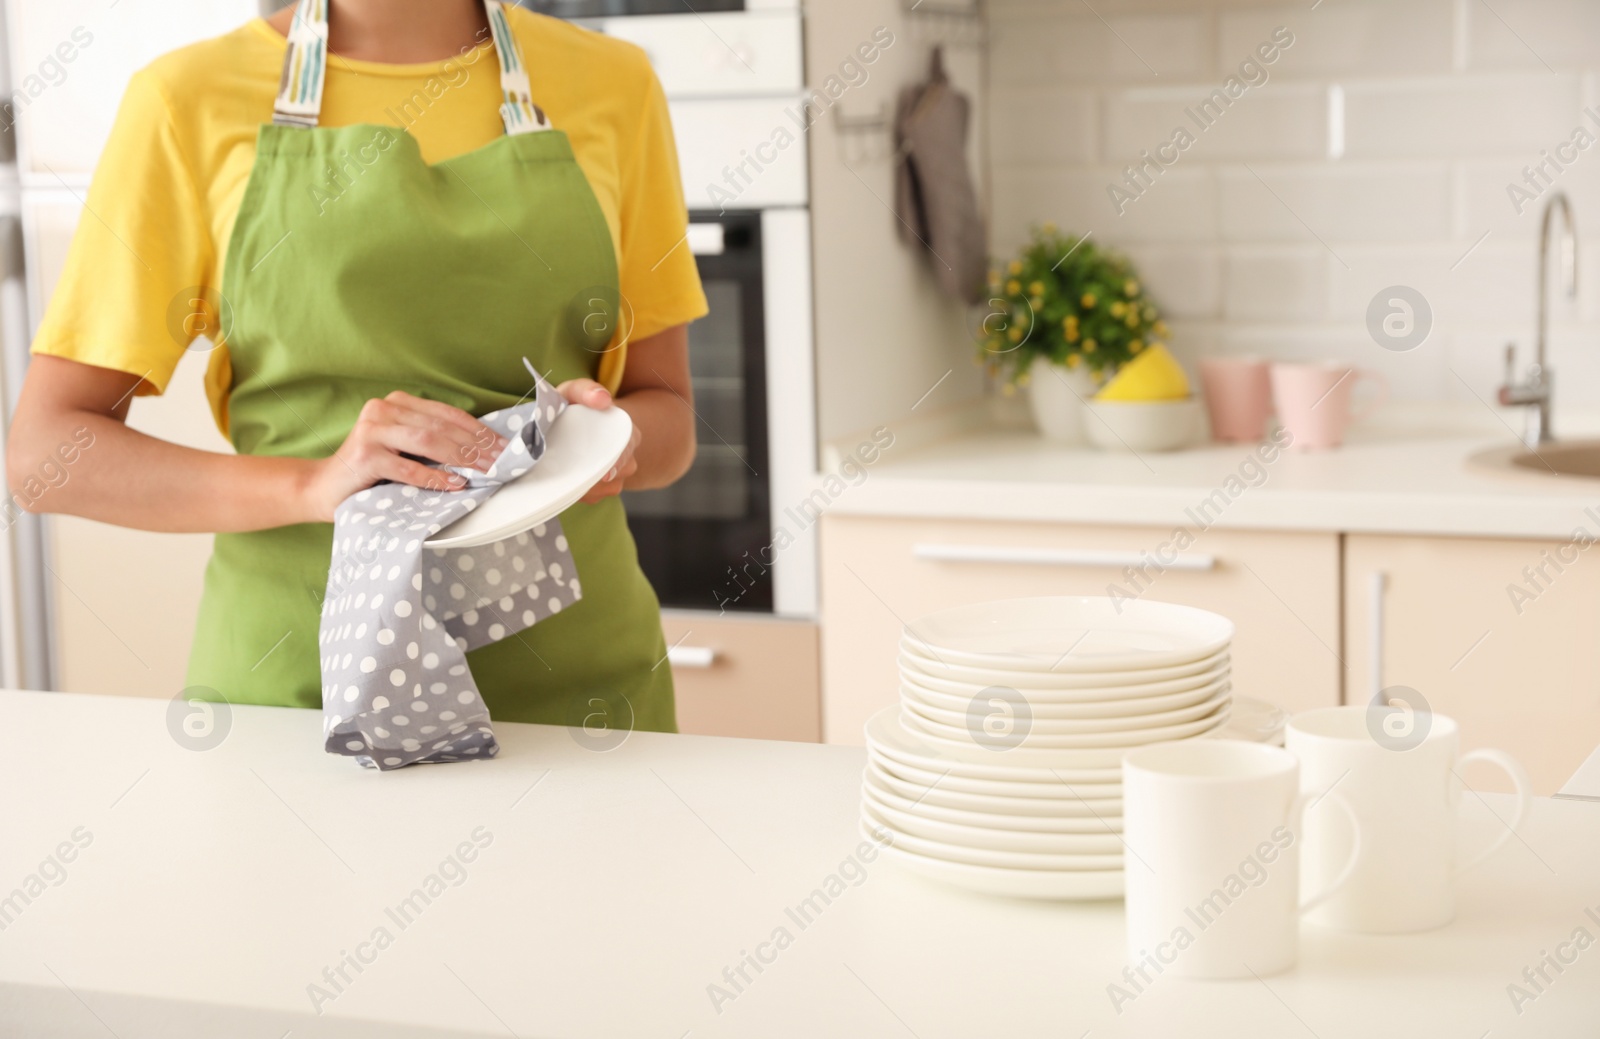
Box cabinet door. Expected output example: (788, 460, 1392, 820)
(1346, 534, 1600, 795)
(819, 515, 1342, 746)
(661, 611, 819, 742)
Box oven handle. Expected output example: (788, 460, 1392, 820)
(667, 644, 718, 669)
(912, 543, 1216, 571)
(688, 223, 726, 256)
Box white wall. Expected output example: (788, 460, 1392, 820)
(987, 0, 1600, 415)
(805, 0, 987, 443)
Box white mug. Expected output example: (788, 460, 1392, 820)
(1122, 740, 1360, 980)
(1285, 706, 1533, 933)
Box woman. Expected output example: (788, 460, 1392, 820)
(5, 0, 705, 734)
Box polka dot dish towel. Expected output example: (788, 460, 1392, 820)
(319, 373, 581, 770)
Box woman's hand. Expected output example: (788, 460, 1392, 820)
(304, 391, 509, 522)
(557, 378, 641, 504)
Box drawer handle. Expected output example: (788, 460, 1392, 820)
(912, 543, 1216, 571)
(668, 645, 718, 669)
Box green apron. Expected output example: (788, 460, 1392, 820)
(186, 0, 673, 734)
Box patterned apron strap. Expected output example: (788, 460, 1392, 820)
(273, 0, 551, 134)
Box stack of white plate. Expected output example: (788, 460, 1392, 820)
(863, 596, 1235, 900)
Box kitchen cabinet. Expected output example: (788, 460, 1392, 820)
(819, 514, 1342, 745)
(661, 609, 819, 741)
(1345, 533, 1600, 795)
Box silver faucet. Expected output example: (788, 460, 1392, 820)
(1499, 192, 1577, 447)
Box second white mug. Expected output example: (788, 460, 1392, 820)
(1286, 706, 1533, 933)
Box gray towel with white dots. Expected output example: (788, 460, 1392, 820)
(319, 374, 581, 770)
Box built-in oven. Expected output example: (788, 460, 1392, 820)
(622, 211, 773, 613)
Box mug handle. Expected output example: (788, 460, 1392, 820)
(1292, 788, 1363, 914)
(1350, 369, 1390, 422)
(1455, 748, 1534, 873)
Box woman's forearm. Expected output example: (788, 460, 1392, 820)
(615, 386, 696, 491)
(7, 407, 317, 534)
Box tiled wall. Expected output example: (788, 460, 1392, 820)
(987, 0, 1600, 411)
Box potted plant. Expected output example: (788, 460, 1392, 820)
(980, 226, 1168, 442)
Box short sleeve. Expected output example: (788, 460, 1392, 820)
(30, 69, 213, 397)
(615, 70, 708, 344)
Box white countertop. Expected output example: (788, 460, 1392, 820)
(2, 689, 1597, 1038)
(825, 404, 1600, 539)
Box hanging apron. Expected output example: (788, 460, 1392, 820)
(185, 0, 674, 734)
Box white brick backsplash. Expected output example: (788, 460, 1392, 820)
(1325, 246, 1458, 323)
(1343, 75, 1582, 159)
(988, 12, 1211, 85)
(1457, 142, 1600, 239)
(1123, 247, 1224, 319)
(989, 87, 1098, 164)
(1104, 83, 1327, 161)
(990, 167, 1217, 254)
(1218, 2, 1455, 79)
(1438, 241, 1539, 324)
(1223, 249, 1327, 321)
(1218, 163, 1454, 243)
(981, 0, 1599, 403)
(1466, 0, 1600, 71)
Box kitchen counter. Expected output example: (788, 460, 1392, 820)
(822, 404, 1600, 540)
(2, 689, 1598, 1038)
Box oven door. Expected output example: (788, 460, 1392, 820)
(622, 211, 772, 613)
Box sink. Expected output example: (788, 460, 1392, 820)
(1470, 439, 1600, 480)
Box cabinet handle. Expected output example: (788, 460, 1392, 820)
(1368, 571, 1386, 705)
(668, 645, 718, 669)
(912, 543, 1216, 571)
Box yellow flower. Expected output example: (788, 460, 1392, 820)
(1124, 279, 1140, 296)
(1125, 313, 1139, 328)
(1109, 301, 1126, 318)
(1066, 353, 1082, 368)
(1153, 320, 1169, 337)
(1130, 340, 1144, 353)
(1007, 326, 1023, 343)
(1006, 279, 1021, 295)
(1029, 297, 1044, 311)
(1042, 221, 1058, 235)
(1083, 339, 1097, 353)
(1016, 369, 1032, 387)
(1001, 380, 1017, 396)
(1065, 326, 1079, 342)
(1081, 292, 1097, 308)
(1029, 281, 1045, 296)
(1008, 260, 1023, 275)
(988, 269, 1002, 289)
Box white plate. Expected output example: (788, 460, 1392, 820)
(902, 596, 1234, 672)
(903, 682, 1231, 734)
(863, 803, 1124, 871)
(873, 832, 1124, 901)
(902, 674, 1227, 719)
(865, 706, 1131, 781)
(900, 704, 1231, 756)
(900, 646, 1230, 692)
(866, 764, 1122, 831)
(861, 789, 1126, 856)
(869, 752, 1122, 801)
(425, 405, 634, 549)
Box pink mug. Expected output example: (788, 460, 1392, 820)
(1270, 362, 1387, 450)
(1199, 357, 1273, 442)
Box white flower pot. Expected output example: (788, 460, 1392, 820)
(1027, 364, 1098, 443)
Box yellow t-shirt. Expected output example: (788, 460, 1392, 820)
(31, 10, 707, 435)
